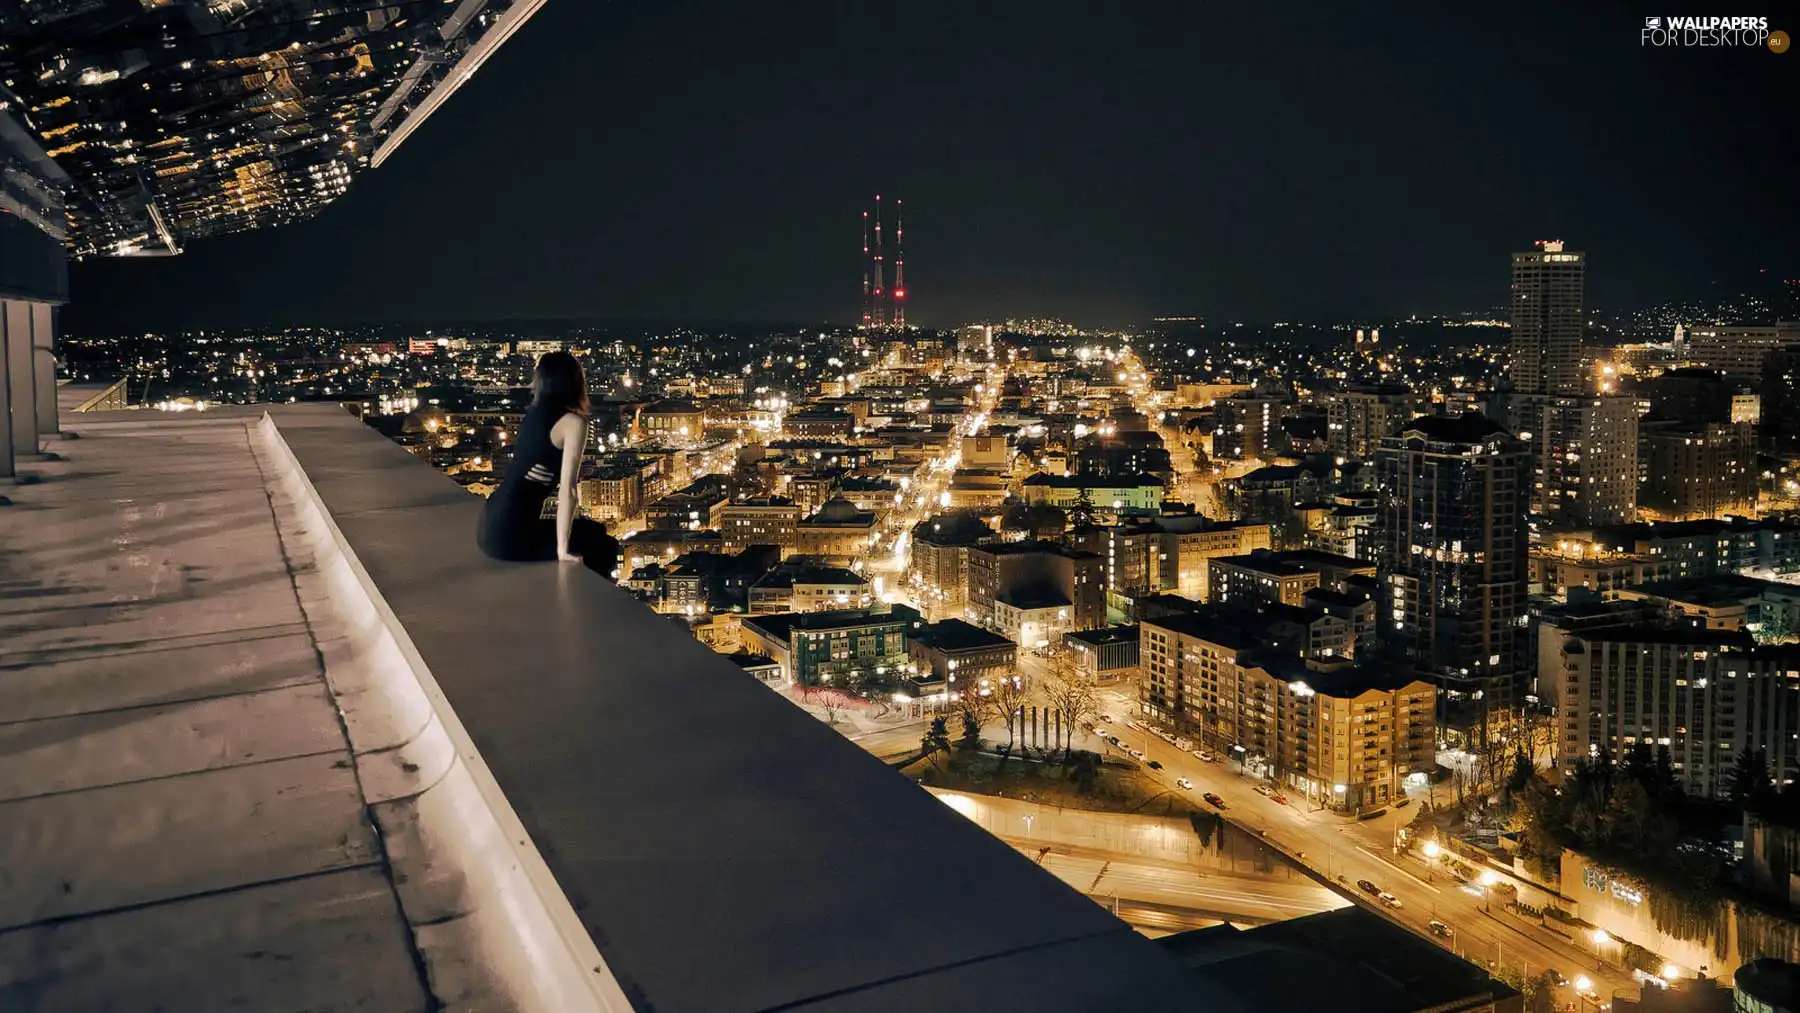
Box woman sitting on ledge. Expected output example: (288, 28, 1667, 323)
(476, 351, 619, 577)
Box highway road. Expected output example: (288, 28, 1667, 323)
(1044, 667, 1641, 1007)
(1016, 845, 1347, 929)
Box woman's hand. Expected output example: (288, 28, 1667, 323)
(557, 549, 582, 564)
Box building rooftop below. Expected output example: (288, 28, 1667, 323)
(912, 618, 1016, 653)
(1625, 573, 1789, 607)
(999, 588, 1074, 612)
(1064, 624, 1140, 649)
(1163, 907, 1518, 1013)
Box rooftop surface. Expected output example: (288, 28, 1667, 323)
(0, 399, 431, 1010)
(1162, 907, 1519, 1013)
(2, 397, 1240, 1011)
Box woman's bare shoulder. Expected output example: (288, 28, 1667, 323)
(550, 411, 589, 447)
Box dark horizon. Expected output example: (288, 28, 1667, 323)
(65, 1, 1797, 334)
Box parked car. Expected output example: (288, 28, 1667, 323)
(1271, 794, 1289, 805)
(1427, 920, 1452, 938)
(1394, 797, 1412, 808)
(1379, 892, 1403, 909)
(1176, 777, 1193, 790)
(1356, 879, 1380, 895)
(1204, 792, 1226, 808)
(1101, 714, 1115, 724)
(1130, 749, 1146, 760)
(1254, 784, 1274, 797)
(1191, 749, 1206, 760)
(1147, 759, 1163, 770)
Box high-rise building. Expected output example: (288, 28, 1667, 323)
(1510, 241, 1587, 396)
(1759, 345, 1800, 451)
(1212, 394, 1287, 462)
(1639, 420, 1758, 520)
(1547, 625, 1800, 799)
(1522, 395, 1639, 526)
(1376, 414, 1531, 737)
(1326, 384, 1428, 460)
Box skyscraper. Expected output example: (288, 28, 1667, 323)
(1376, 414, 1531, 742)
(1526, 395, 1639, 526)
(1510, 241, 1586, 396)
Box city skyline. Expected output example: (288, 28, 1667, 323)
(10, 5, 1800, 1010)
(62, 1, 1797, 334)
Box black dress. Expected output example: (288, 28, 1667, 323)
(476, 403, 618, 576)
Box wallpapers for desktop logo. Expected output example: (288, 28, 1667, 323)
(1640, 15, 1788, 51)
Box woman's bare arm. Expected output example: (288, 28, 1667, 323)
(552, 412, 587, 561)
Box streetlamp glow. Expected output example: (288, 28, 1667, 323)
(1422, 840, 1441, 858)
(1574, 976, 1593, 994)
(1479, 870, 1499, 887)
(1662, 963, 1680, 980)
(1591, 929, 1611, 946)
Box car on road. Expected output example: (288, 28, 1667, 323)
(1394, 797, 1412, 808)
(1203, 792, 1226, 808)
(1176, 777, 1192, 789)
(1379, 892, 1403, 908)
(1101, 714, 1115, 724)
(1271, 793, 1289, 805)
(1109, 736, 1122, 746)
(1130, 749, 1146, 760)
(1356, 879, 1380, 895)
(1427, 920, 1452, 938)
(1147, 759, 1163, 769)
(1254, 784, 1273, 797)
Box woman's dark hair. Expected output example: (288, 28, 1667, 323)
(532, 350, 590, 417)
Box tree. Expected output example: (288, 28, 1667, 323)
(1496, 969, 1558, 1013)
(955, 683, 996, 750)
(1043, 669, 1099, 754)
(993, 672, 1032, 751)
(1068, 486, 1097, 528)
(1506, 747, 1534, 795)
(1065, 749, 1101, 794)
(957, 710, 983, 752)
(921, 716, 952, 767)
(818, 692, 843, 729)
(1729, 746, 1776, 812)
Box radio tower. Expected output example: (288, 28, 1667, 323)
(893, 199, 905, 328)
(861, 211, 872, 328)
(872, 195, 886, 327)
(860, 194, 906, 329)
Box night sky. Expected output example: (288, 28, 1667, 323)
(67, 1, 1796, 333)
